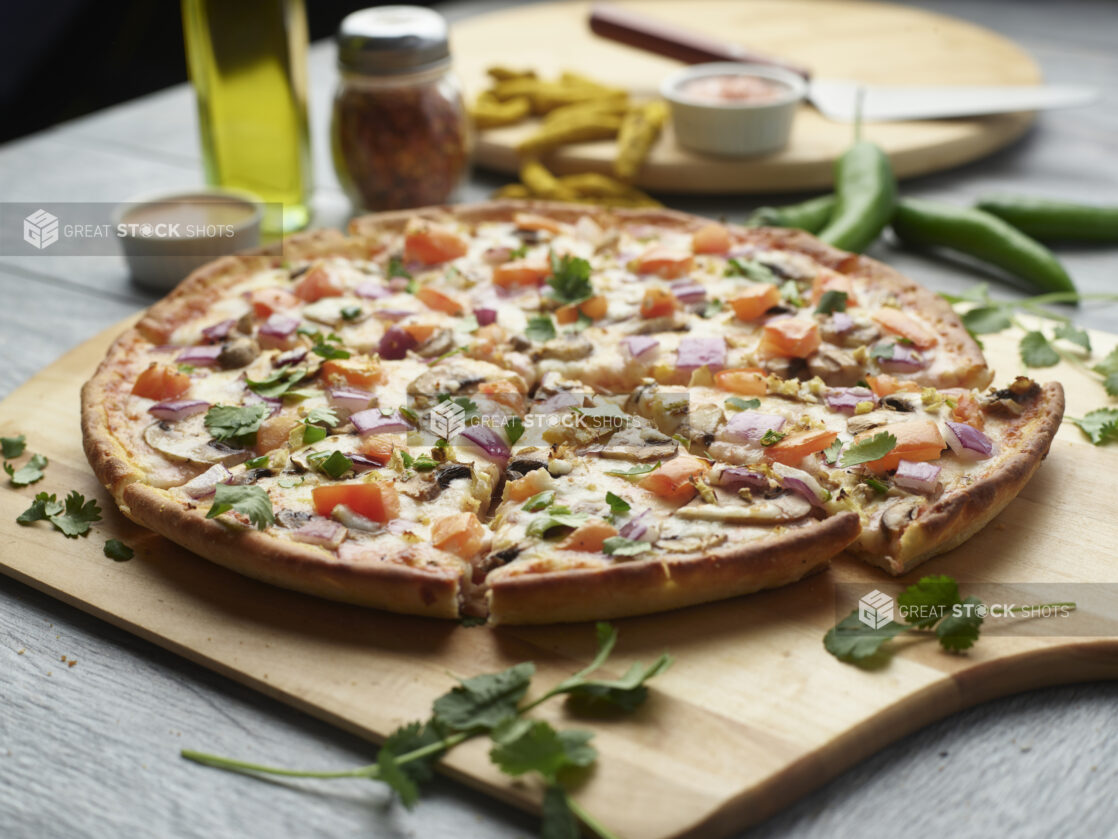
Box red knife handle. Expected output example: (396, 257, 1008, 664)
(589, 3, 811, 80)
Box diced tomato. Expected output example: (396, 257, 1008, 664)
(492, 258, 550, 288)
(633, 246, 694, 279)
(872, 308, 938, 349)
(478, 379, 526, 414)
(765, 429, 839, 466)
(950, 390, 985, 430)
(416, 286, 464, 316)
(638, 455, 710, 504)
(730, 284, 781, 321)
(714, 367, 767, 396)
(691, 223, 732, 254)
(131, 364, 190, 400)
(254, 413, 301, 455)
(320, 355, 386, 389)
(560, 520, 619, 553)
(514, 212, 564, 235)
(249, 287, 301, 319)
(292, 265, 344, 302)
(760, 318, 821, 358)
(866, 374, 920, 398)
(556, 294, 608, 324)
(401, 323, 438, 344)
(810, 271, 858, 307)
(431, 512, 487, 559)
(504, 468, 554, 502)
(640, 287, 679, 319)
(404, 223, 468, 265)
(357, 434, 396, 465)
(856, 420, 945, 472)
(312, 482, 400, 523)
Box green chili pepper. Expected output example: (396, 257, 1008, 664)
(891, 198, 1077, 294)
(976, 196, 1118, 243)
(747, 194, 836, 234)
(816, 140, 897, 253)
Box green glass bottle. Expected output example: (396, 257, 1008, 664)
(182, 0, 312, 233)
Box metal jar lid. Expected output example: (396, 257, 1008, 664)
(337, 5, 451, 76)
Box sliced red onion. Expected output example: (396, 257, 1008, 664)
(351, 408, 412, 435)
(534, 391, 584, 415)
(772, 462, 829, 506)
(387, 518, 421, 534)
(259, 314, 300, 349)
(378, 326, 418, 360)
(461, 425, 511, 463)
(670, 281, 706, 303)
(712, 465, 769, 490)
(618, 509, 657, 542)
(355, 280, 390, 299)
(274, 347, 308, 367)
(474, 305, 499, 326)
(482, 246, 513, 265)
(243, 391, 281, 418)
(878, 342, 925, 372)
(824, 387, 877, 415)
(201, 319, 236, 343)
(624, 335, 659, 359)
(152, 344, 182, 352)
(676, 336, 726, 372)
(348, 453, 387, 472)
(176, 345, 222, 367)
(894, 460, 942, 493)
(724, 410, 785, 443)
(944, 421, 993, 461)
(182, 464, 232, 499)
(328, 387, 373, 414)
(830, 312, 854, 334)
(373, 308, 416, 322)
(148, 399, 209, 421)
(290, 519, 346, 549)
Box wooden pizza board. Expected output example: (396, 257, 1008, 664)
(454, 0, 1042, 193)
(2, 317, 1118, 839)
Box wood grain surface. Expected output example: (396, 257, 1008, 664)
(1, 314, 1116, 838)
(456, 0, 1041, 192)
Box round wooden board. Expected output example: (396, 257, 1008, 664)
(452, 0, 1042, 193)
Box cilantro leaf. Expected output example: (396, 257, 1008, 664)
(50, 491, 102, 538)
(205, 484, 274, 530)
(940, 283, 991, 305)
(897, 574, 960, 629)
(839, 431, 896, 468)
(522, 490, 556, 512)
(489, 718, 596, 782)
(823, 610, 909, 663)
(17, 491, 63, 524)
(779, 279, 804, 307)
(1092, 347, 1118, 396)
(605, 492, 630, 517)
(869, 342, 896, 360)
(699, 298, 724, 319)
(541, 785, 580, 839)
(312, 339, 351, 360)
(377, 748, 420, 809)
(601, 536, 651, 557)
(603, 461, 659, 480)
(432, 662, 535, 732)
(380, 720, 447, 785)
(1020, 331, 1060, 367)
(204, 404, 270, 443)
(301, 407, 340, 444)
(936, 596, 984, 652)
(759, 428, 785, 447)
(814, 290, 848, 315)
(726, 396, 760, 411)
(526, 315, 557, 343)
(1069, 408, 1118, 446)
(822, 438, 843, 465)
(960, 306, 1012, 335)
(5, 452, 48, 486)
(1104, 373, 1118, 398)
(526, 508, 588, 538)
(1, 434, 26, 459)
(725, 258, 777, 284)
(104, 539, 134, 561)
(546, 253, 593, 304)
(504, 416, 525, 446)
(1053, 323, 1090, 352)
(340, 305, 362, 321)
(387, 254, 412, 279)
(245, 368, 306, 399)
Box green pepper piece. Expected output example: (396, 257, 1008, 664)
(976, 196, 1118, 243)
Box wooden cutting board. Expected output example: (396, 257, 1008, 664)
(454, 0, 1042, 193)
(2, 317, 1117, 839)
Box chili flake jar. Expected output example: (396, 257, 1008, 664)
(332, 6, 472, 211)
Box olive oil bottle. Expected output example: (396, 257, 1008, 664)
(182, 0, 312, 233)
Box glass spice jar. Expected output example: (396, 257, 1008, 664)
(331, 6, 472, 212)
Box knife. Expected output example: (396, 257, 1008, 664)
(589, 4, 1098, 122)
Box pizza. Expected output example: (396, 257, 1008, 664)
(81, 201, 1063, 624)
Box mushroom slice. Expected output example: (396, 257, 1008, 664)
(415, 328, 456, 359)
(656, 532, 728, 554)
(143, 415, 249, 466)
(532, 334, 593, 361)
(598, 424, 678, 461)
(675, 491, 812, 523)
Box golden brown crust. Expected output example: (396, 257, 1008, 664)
(486, 512, 861, 625)
(850, 382, 1064, 576)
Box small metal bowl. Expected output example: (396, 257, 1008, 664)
(661, 62, 807, 157)
(113, 189, 262, 291)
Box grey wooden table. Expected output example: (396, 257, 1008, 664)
(3, 2, 1117, 837)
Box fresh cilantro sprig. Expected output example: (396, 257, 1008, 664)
(205, 484, 274, 531)
(204, 404, 270, 443)
(546, 253, 593, 305)
(104, 539, 134, 561)
(5, 452, 48, 487)
(815, 290, 848, 315)
(300, 406, 340, 444)
(245, 367, 308, 399)
(181, 623, 670, 839)
(725, 396, 760, 412)
(1, 434, 26, 458)
(603, 461, 659, 480)
(504, 416, 525, 446)
(824, 575, 1076, 666)
(526, 315, 557, 343)
(17, 490, 102, 538)
(838, 431, 896, 468)
(1068, 408, 1118, 446)
(725, 257, 777, 284)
